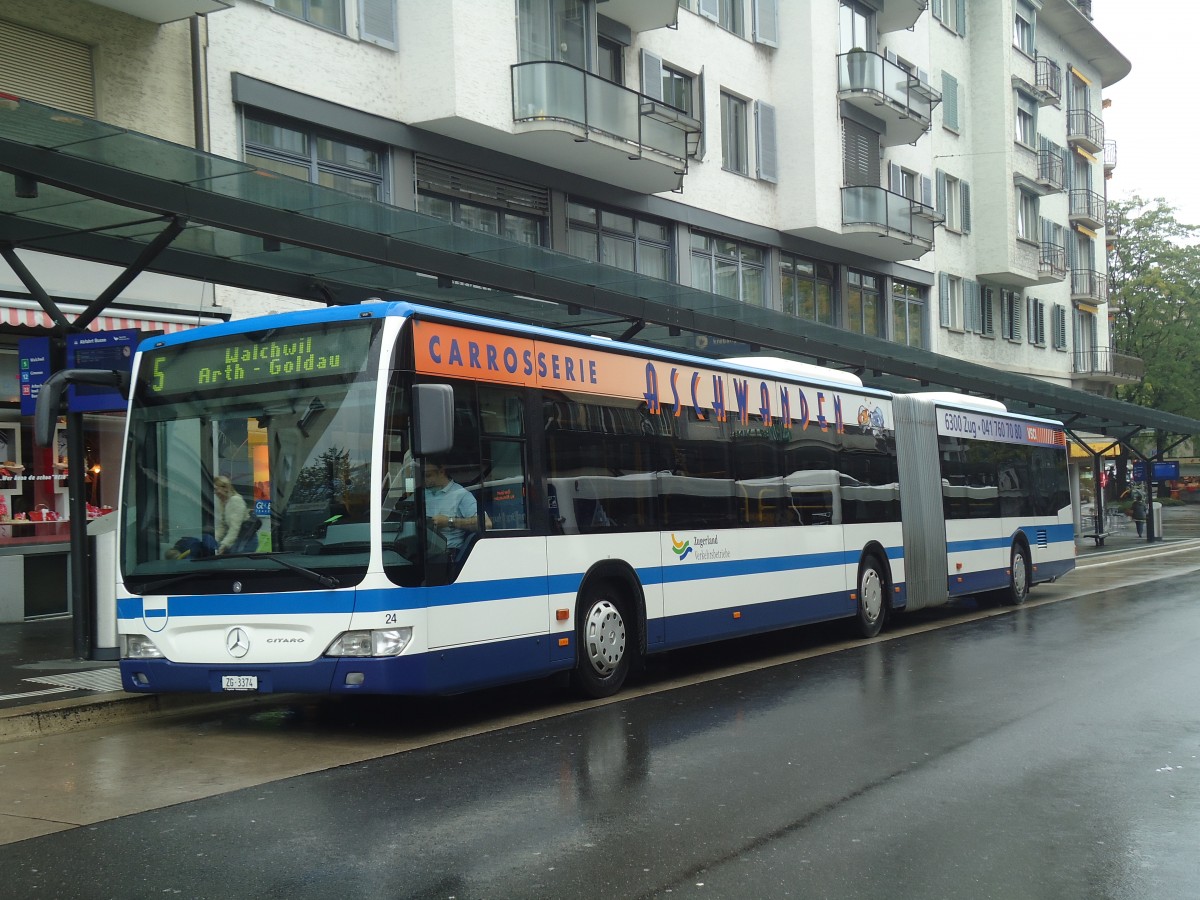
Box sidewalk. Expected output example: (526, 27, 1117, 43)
(3, 505, 1200, 741)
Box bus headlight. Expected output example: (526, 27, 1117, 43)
(122, 634, 164, 659)
(324, 627, 413, 658)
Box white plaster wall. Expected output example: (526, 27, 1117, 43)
(636, 7, 778, 228)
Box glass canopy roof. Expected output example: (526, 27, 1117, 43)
(0, 93, 1195, 440)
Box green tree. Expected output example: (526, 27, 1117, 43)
(1107, 196, 1200, 422)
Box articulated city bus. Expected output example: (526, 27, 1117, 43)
(108, 300, 1073, 698)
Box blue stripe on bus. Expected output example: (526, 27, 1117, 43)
(118, 546, 897, 620)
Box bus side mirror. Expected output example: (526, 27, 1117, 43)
(34, 369, 130, 447)
(412, 383, 454, 456)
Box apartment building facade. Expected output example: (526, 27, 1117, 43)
(0, 0, 1130, 618)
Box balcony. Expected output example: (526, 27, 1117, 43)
(1072, 347, 1144, 386)
(511, 61, 701, 194)
(1071, 0, 1094, 20)
(840, 185, 938, 260)
(1066, 108, 1104, 154)
(877, 0, 928, 33)
(1037, 148, 1064, 192)
(594, 0, 678, 32)
(1104, 140, 1118, 175)
(1039, 242, 1067, 282)
(1071, 268, 1108, 304)
(1069, 188, 1106, 230)
(1035, 56, 1062, 106)
(837, 51, 941, 147)
(86, 0, 230, 22)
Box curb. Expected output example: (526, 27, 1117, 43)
(0, 690, 284, 744)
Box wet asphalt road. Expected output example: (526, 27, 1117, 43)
(3, 567, 1200, 899)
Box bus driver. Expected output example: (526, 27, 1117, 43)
(423, 460, 479, 552)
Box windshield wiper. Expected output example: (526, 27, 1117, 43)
(142, 553, 340, 593)
(240, 552, 340, 588)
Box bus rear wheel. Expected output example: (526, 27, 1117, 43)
(856, 556, 887, 638)
(572, 584, 632, 699)
(999, 543, 1031, 606)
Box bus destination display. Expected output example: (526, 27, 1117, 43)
(140, 325, 373, 396)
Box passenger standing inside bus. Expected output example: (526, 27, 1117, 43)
(423, 460, 479, 552)
(214, 475, 256, 554)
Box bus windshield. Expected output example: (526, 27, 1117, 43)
(121, 319, 383, 593)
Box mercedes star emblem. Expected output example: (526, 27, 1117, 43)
(226, 627, 250, 658)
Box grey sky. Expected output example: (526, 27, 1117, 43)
(1091, 1, 1198, 225)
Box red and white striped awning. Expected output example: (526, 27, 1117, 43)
(0, 303, 218, 334)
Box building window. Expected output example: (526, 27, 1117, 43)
(691, 232, 765, 306)
(1014, 1, 1035, 56)
(518, 0, 588, 66)
(934, 0, 964, 36)
(847, 270, 884, 337)
(892, 280, 926, 348)
(839, 1, 873, 52)
(414, 157, 549, 246)
(721, 92, 749, 175)
(1017, 189, 1039, 242)
(780, 255, 835, 325)
(663, 65, 694, 116)
(273, 0, 346, 33)
(597, 35, 624, 83)
(567, 201, 672, 279)
(1052, 304, 1068, 350)
(1015, 91, 1037, 147)
(1001, 289, 1022, 341)
(243, 111, 385, 201)
(1027, 296, 1046, 346)
(696, 0, 746, 37)
(939, 272, 962, 331)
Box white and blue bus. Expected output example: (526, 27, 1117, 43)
(111, 301, 1074, 698)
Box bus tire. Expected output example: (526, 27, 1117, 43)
(999, 541, 1031, 607)
(572, 582, 632, 699)
(856, 555, 887, 638)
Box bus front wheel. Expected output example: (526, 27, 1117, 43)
(999, 543, 1031, 607)
(572, 584, 632, 699)
(856, 556, 887, 639)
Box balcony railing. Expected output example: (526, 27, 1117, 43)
(841, 185, 937, 245)
(1071, 268, 1108, 303)
(1037, 148, 1064, 192)
(1036, 56, 1062, 104)
(1104, 140, 1118, 172)
(1066, 108, 1104, 153)
(1039, 242, 1066, 279)
(511, 61, 699, 163)
(837, 51, 940, 141)
(1073, 348, 1144, 381)
(1069, 188, 1106, 229)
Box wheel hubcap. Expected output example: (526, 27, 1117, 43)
(584, 600, 626, 676)
(861, 568, 883, 624)
(1013, 552, 1028, 597)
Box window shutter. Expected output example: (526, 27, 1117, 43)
(698, 0, 720, 22)
(932, 0, 944, 22)
(0, 19, 95, 117)
(753, 0, 779, 48)
(755, 100, 778, 183)
(1053, 305, 1067, 349)
(956, 0, 967, 35)
(888, 163, 903, 193)
(921, 175, 933, 208)
(696, 67, 707, 160)
(939, 273, 950, 327)
(936, 169, 947, 215)
(961, 181, 971, 234)
(1012, 292, 1022, 339)
(964, 280, 979, 332)
(641, 50, 664, 101)
(842, 119, 880, 187)
(941, 72, 958, 129)
(1028, 297, 1037, 344)
(359, 0, 397, 50)
(982, 287, 995, 336)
